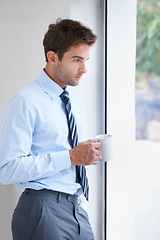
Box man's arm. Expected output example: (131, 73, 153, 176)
(0, 95, 100, 185)
(0, 95, 71, 185)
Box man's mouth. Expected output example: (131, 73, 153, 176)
(75, 74, 82, 79)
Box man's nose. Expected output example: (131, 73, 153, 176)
(79, 63, 87, 74)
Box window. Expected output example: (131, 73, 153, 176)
(136, 0, 160, 141)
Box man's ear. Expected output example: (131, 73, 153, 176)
(47, 51, 58, 63)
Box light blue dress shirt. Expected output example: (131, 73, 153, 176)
(0, 70, 87, 209)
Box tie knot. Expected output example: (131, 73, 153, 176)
(60, 90, 70, 104)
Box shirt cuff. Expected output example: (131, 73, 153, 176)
(50, 150, 71, 173)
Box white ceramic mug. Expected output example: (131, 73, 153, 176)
(96, 134, 113, 162)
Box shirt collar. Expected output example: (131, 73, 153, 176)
(36, 69, 68, 99)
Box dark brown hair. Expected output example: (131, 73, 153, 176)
(43, 18, 97, 62)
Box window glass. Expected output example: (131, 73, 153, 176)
(136, 0, 160, 141)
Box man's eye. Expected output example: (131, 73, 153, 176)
(74, 59, 80, 62)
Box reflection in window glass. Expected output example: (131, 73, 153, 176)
(136, 0, 160, 141)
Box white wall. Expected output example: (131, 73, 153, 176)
(107, 0, 137, 239)
(0, 0, 103, 239)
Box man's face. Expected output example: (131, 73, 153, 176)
(54, 43, 90, 89)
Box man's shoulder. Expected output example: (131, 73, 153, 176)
(6, 79, 40, 111)
(16, 79, 39, 97)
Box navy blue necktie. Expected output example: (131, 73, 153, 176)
(60, 90, 89, 201)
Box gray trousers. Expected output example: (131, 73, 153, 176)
(11, 189, 95, 240)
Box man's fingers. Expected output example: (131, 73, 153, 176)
(94, 149, 101, 156)
(93, 141, 101, 149)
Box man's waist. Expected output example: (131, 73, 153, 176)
(25, 188, 81, 205)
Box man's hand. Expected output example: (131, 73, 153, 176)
(69, 139, 101, 166)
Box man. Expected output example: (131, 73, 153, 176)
(0, 19, 101, 239)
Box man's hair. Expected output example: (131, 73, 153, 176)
(43, 18, 97, 62)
